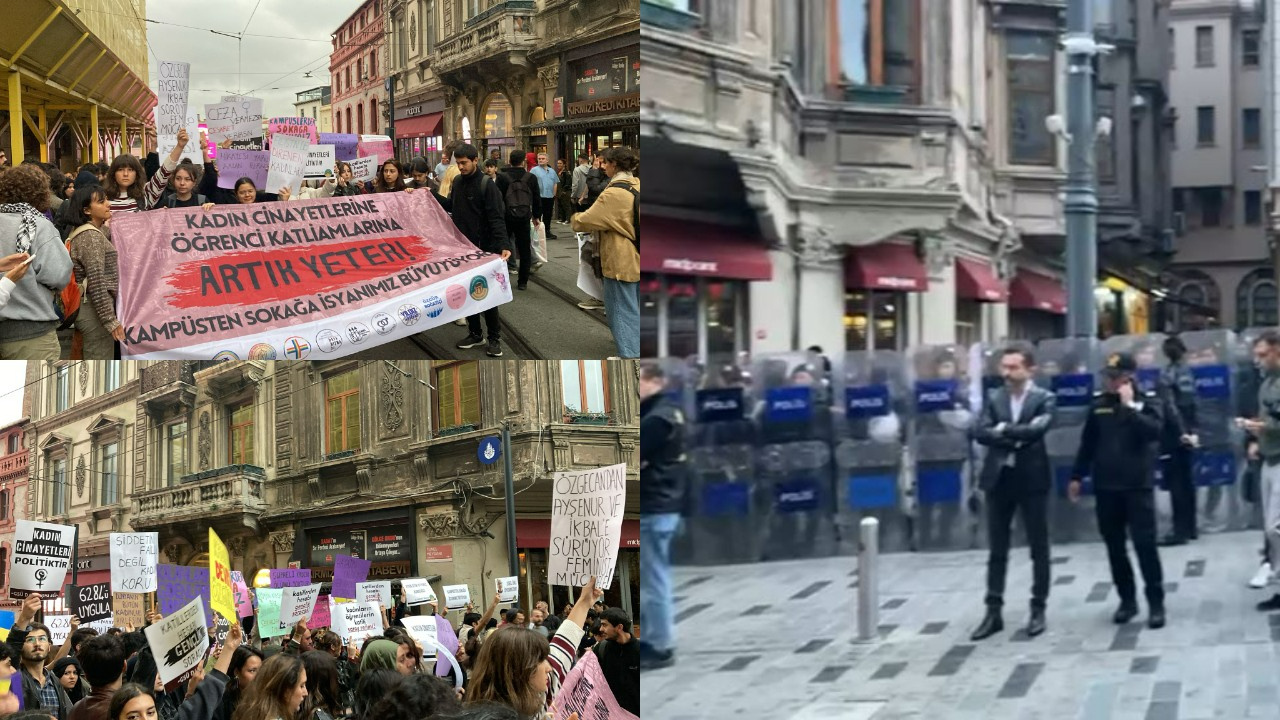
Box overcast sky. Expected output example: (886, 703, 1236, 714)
(144, 1, 358, 120)
(0, 362, 26, 428)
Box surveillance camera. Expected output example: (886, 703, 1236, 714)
(1045, 115, 1066, 135)
(1096, 116, 1113, 139)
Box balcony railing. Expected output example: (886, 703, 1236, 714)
(131, 464, 266, 528)
(0, 452, 28, 477)
(435, 3, 537, 75)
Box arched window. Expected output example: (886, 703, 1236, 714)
(357, 103, 365, 135)
(346, 108, 353, 135)
(1238, 269, 1278, 329)
(0, 490, 8, 521)
(370, 99, 379, 134)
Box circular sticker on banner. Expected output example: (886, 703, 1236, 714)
(283, 337, 311, 360)
(422, 295, 444, 318)
(346, 322, 371, 345)
(397, 304, 421, 326)
(211, 351, 240, 362)
(446, 285, 467, 310)
(316, 330, 343, 353)
(372, 312, 397, 335)
(469, 276, 489, 301)
(248, 343, 276, 360)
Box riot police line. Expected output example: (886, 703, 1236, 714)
(652, 329, 1269, 567)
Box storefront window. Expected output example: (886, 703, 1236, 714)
(519, 548, 553, 613)
(706, 280, 738, 357)
(641, 276, 660, 358)
(642, 275, 747, 359)
(955, 300, 981, 347)
(844, 291, 902, 351)
(667, 277, 698, 359)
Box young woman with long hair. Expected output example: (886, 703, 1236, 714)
(367, 674, 459, 720)
(298, 651, 342, 720)
(108, 624, 242, 720)
(213, 645, 264, 720)
(373, 160, 406, 193)
(331, 162, 363, 197)
(105, 129, 192, 213)
(351, 669, 400, 720)
(231, 653, 307, 720)
(65, 184, 122, 358)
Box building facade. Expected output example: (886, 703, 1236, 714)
(1169, 0, 1270, 331)
(332, 0, 388, 137)
(294, 87, 334, 134)
(125, 360, 641, 619)
(0, 418, 29, 608)
(2, 0, 158, 169)
(22, 362, 140, 590)
(642, 0, 1174, 359)
(386, 0, 448, 165)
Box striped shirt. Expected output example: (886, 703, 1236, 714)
(109, 158, 176, 214)
(545, 619, 585, 712)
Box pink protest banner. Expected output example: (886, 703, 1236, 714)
(358, 135, 394, 165)
(307, 595, 332, 629)
(550, 651, 638, 720)
(112, 192, 513, 359)
(268, 116, 318, 145)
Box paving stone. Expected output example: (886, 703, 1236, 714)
(795, 639, 831, 654)
(996, 663, 1044, 699)
(718, 655, 760, 672)
(921, 622, 948, 635)
(790, 581, 830, 600)
(1130, 656, 1160, 674)
(870, 662, 908, 680)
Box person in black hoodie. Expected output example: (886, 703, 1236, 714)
(493, 149, 542, 291)
(429, 143, 512, 357)
(639, 362, 686, 671)
(55, 170, 103, 239)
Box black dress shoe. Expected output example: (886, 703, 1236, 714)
(1159, 535, 1187, 547)
(1147, 607, 1166, 629)
(1113, 603, 1139, 624)
(1026, 609, 1046, 637)
(1257, 594, 1280, 612)
(969, 612, 1003, 641)
(640, 649, 675, 670)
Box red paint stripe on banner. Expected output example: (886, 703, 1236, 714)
(165, 235, 433, 309)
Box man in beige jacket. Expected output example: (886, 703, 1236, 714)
(571, 146, 639, 358)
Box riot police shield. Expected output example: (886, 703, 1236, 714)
(751, 353, 838, 561)
(908, 344, 976, 551)
(1100, 333, 1168, 394)
(675, 354, 761, 565)
(1179, 330, 1248, 533)
(834, 350, 911, 554)
(1036, 338, 1101, 543)
(1237, 328, 1270, 529)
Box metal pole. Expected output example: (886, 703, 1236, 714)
(856, 517, 879, 642)
(501, 422, 519, 579)
(387, 74, 396, 156)
(1064, 0, 1099, 339)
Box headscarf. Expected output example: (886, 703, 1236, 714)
(52, 657, 86, 704)
(360, 639, 400, 673)
(525, 152, 536, 170)
(0, 203, 44, 254)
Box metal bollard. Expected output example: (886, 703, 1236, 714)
(857, 517, 879, 642)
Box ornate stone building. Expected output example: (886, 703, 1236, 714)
(0, 416, 30, 608)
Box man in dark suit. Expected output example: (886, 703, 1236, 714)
(969, 345, 1057, 641)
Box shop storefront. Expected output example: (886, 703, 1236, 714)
(1007, 269, 1066, 341)
(537, 41, 640, 163)
(843, 243, 927, 352)
(299, 509, 415, 583)
(392, 97, 445, 166)
(1096, 275, 1151, 338)
(514, 519, 639, 620)
(954, 257, 1007, 347)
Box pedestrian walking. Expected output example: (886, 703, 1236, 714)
(1240, 330, 1280, 610)
(1158, 335, 1201, 546)
(494, 149, 543, 291)
(969, 345, 1056, 641)
(529, 152, 559, 239)
(639, 362, 687, 671)
(570, 146, 640, 358)
(1069, 352, 1168, 629)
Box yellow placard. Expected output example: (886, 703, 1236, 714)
(208, 529, 237, 624)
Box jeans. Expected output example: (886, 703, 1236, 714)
(640, 513, 680, 653)
(602, 277, 639, 358)
(506, 216, 532, 286)
(466, 306, 501, 342)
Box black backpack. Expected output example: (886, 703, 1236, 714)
(608, 180, 639, 249)
(166, 193, 207, 209)
(504, 174, 533, 219)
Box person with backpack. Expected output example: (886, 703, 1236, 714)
(0, 164, 72, 360)
(66, 184, 123, 359)
(570, 146, 640, 358)
(494, 149, 543, 291)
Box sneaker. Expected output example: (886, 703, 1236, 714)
(455, 333, 484, 349)
(1250, 562, 1273, 589)
(578, 300, 605, 310)
(1256, 594, 1280, 612)
(533, 261, 546, 272)
(517, 282, 528, 291)
(486, 338, 503, 357)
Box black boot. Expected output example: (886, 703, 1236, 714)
(970, 609, 1003, 641)
(1158, 534, 1187, 547)
(1257, 594, 1280, 612)
(1026, 607, 1046, 637)
(1113, 602, 1139, 624)
(1147, 605, 1166, 629)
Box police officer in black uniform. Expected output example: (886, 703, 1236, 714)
(1158, 335, 1200, 546)
(1069, 352, 1169, 629)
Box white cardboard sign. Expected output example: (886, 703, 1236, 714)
(338, 602, 381, 645)
(46, 613, 72, 645)
(11, 520, 74, 599)
(266, 133, 309, 197)
(443, 584, 470, 610)
(356, 581, 392, 607)
(548, 463, 628, 590)
(400, 616, 439, 658)
(304, 145, 336, 180)
(110, 532, 159, 593)
(496, 576, 519, 604)
(280, 583, 321, 625)
(204, 98, 264, 144)
(144, 596, 209, 688)
(401, 578, 437, 607)
(348, 156, 376, 183)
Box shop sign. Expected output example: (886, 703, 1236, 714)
(368, 529, 410, 563)
(309, 530, 367, 566)
(552, 97, 564, 118)
(569, 49, 639, 103)
(567, 93, 640, 119)
(310, 561, 411, 582)
(423, 544, 453, 562)
(405, 104, 425, 117)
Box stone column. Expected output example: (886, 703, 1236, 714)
(918, 233, 957, 346)
(750, 248, 795, 354)
(795, 224, 847, 356)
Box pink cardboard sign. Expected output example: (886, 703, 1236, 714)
(268, 116, 319, 145)
(307, 595, 332, 629)
(357, 135, 394, 165)
(112, 192, 513, 359)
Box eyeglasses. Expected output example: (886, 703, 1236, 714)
(24, 637, 50, 645)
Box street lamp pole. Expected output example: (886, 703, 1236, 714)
(1062, 0, 1108, 339)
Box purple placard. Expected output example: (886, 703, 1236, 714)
(215, 149, 269, 190)
(319, 133, 360, 162)
(156, 564, 211, 622)
(433, 615, 459, 677)
(269, 568, 313, 589)
(331, 554, 371, 600)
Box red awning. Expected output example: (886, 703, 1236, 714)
(844, 243, 928, 291)
(516, 519, 640, 549)
(1009, 270, 1067, 314)
(643, 216, 773, 280)
(394, 112, 443, 138)
(956, 257, 1007, 302)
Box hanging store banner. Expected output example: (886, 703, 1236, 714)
(114, 192, 513, 359)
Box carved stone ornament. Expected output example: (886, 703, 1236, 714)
(79, 363, 88, 395)
(163, 541, 186, 565)
(307, 473, 323, 503)
(75, 454, 86, 497)
(538, 64, 559, 89)
(796, 224, 841, 269)
(226, 535, 248, 559)
(198, 411, 211, 471)
(920, 235, 954, 276)
(409, 12, 417, 49)
(269, 530, 295, 553)
(419, 510, 462, 539)
(355, 466, 372, 494)
(380, 363, 405, 432)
